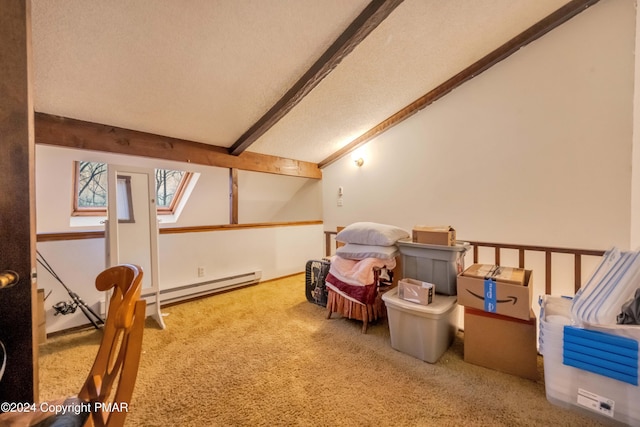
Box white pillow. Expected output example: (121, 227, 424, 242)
(336, 243, 399, 260)
(336, 222, 409, 246)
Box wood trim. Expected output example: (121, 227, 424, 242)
(37, 220, 323, 242)
(34, 113, 322, 179)
(228, 0, 405, 156)
(318, 0, 600, 168)
(229, 168, 238, 224)
(325, 236, 605, 293)
(467, 240, 605, 295)
(37, 231, 106, 242)
(466, 241, 604, 257)
(574, 254, 582, 293)
(161, 220, 322, 234)
(545, 251, 552, 295)
(0, 0, 38, 403)
(325, 231, 335, 257)
(157, 171, 193, 214)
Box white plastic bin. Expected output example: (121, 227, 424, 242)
(382, 288, 458, 363)
(539, 295, 640, 426)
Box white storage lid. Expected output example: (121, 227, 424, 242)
(382, 288, 457, 319)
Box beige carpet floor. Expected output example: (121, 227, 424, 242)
(37, 274, 609, 426)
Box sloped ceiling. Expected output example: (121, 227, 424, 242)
(31, 0, 576, 165)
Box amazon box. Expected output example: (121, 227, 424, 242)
(412, 226, 456, 246)
(456, 264, 532, 321)
(464, 307, 538, 380)
(460, 264, 526, 286)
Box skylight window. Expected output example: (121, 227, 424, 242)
(72, 161, 192, 217)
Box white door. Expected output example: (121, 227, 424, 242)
(106, 164, 165, 329)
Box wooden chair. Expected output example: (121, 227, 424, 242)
(327, 227, 400, 333)
(0, 264, 146, 427)
(325, 287, 387, 334)
(325, 265, 402, 334)
(327, 226, 385, 333)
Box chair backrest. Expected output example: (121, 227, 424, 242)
(78, 264, 146, 427)
(336, 226, 346, 249)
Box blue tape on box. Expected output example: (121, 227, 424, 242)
(484, 278, 497, 313)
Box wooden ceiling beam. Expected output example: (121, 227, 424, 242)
(228, 0, 405, 156)
(34, 113, 322, 179)
(318, 0, 600, 169)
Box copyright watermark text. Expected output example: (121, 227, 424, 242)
(1, 400, 129, 415)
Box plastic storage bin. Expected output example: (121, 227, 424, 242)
(382, 288, 458, 363)
(396, 239, 469, 295)
(539, 295, 640, 426)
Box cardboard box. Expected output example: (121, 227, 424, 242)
(461, 264, 526, 286)
(456, 264, 532, 321)
(464, 307, 538, 380)
(412, 226, 455, 246)
(398, 278, 433, 305)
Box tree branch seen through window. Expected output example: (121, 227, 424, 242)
(73, 161, 191, 216)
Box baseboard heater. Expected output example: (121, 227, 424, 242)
(146, 270, 262, 306)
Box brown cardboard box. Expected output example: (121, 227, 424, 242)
(457, 264, 532, 321)
(463, 307, 538, 380)
(461, 264, 526, 286)
(398, 278, 433, 305)
(412, 226, 455, 246)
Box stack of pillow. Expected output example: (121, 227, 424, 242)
(325, 222, 409, 305)
(335, 222, 409, 262)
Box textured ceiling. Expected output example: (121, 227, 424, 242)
(31, 0, 572, 164)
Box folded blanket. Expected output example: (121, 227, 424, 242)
(329, 255, 396, 287)
(325, 273, 377, 305)
(326, 256, 396, 305)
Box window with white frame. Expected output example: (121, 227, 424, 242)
(73, 161, 192, 217)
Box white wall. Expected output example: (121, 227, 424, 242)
(37, 224, 323, 333)
(631, 0, 640, 248)
(238, 170, 323, 223)
(35, 145, 324, 333)
(324, 0, 634, 248)
(322, 0, 635, 302)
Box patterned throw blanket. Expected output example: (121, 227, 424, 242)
(325, 256, 396, 305)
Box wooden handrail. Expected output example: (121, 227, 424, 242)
(324, 230, 338, 257)
(324, 232, 606, 295)
(466, 241, 605, 294)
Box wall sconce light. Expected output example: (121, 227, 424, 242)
(351, 151, 364, 167)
